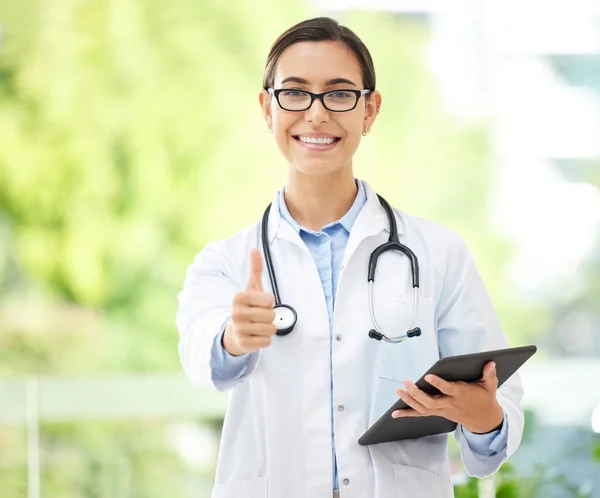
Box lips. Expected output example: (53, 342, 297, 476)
(292, 134, 341, 152)
(294, 135, 341, 144)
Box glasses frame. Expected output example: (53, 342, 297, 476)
(267, 88, 372, 112)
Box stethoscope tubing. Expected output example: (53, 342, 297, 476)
(261, 193, 421, 343)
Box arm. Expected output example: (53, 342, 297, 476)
(460, 408, 509, 457)
(437, 232, 524, 478)
(176, 242, 260, 391)
(210, 319, 257, 382)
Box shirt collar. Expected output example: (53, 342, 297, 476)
(266, 179, 391, 248)
(278, 179, 367, 234)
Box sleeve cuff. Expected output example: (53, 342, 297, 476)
(210, 320, 253, 382)
(461, 408, 509, 457)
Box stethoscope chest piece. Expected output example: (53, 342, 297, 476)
(273, 304, 297, 336)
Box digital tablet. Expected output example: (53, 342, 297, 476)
(358, 345, 537, 446)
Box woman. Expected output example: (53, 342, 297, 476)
(177, 17, 524, 498)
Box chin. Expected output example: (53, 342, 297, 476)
(292, 159, 347, 177)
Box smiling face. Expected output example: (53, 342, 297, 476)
(259, 41, 381, 178)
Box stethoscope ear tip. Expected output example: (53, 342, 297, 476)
(407, 327, 422, 338)
(368, 329, 383, 341)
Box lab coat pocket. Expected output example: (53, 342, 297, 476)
(378, 296, 439, 383)
(369, 376, 401, 427)
(369, 296, 440, 425)
(211, 476, 268, 498)
(393, 464, 452, 498)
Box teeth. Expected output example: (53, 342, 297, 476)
(298, 136, 337, 145)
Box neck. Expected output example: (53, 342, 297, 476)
(284, 167, 358, 232)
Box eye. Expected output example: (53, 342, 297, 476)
(281, 90, 308, 99)
(327, 91, 353, 101)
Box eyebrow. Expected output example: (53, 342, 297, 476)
(280, 76, 357, 86)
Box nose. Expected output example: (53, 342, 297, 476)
(304, 96, 329, 125)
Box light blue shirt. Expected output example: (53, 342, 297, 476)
(210, 179, 508, 489)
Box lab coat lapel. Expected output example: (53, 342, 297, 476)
(341, 181, 391, 270)
(265, 188, 305, 249)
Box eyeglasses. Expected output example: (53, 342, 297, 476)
(267, 88, 372, 112)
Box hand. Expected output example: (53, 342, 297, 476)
(392, 361, 504, 434)
(223, 248, 277, 356)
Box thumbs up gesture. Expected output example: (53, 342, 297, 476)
(222, 248, 277, 356)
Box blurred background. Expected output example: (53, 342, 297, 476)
(1, 0, 599, 497)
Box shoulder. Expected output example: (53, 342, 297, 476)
(389, 207, 475, 302)
(392, 207, 463, 254)
(188, 220, 261, 280)
(198, 221, 260, 257)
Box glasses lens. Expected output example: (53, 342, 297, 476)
(324, 91, 357, 111)
(278, 90, 312, 111)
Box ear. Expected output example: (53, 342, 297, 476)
(363, 90, 382, 134)
(259, 89, 273, 132)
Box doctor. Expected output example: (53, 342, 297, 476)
(177, 16, 524, 498)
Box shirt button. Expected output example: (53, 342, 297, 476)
(337, 405, 345, 412)
(336, 335, 342, 341)
(343, 478, 350, 485)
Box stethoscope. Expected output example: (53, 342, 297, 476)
(261, 194, 422, 343)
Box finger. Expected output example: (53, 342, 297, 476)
(246, 248, 264, 292)
(235, 291, 275, 309)
(391, 408, 420, 418)
(395, 387, 430, 415)
(236, 322, 278, 337)
(483, 361, 497, 378)
(473, 361, 498, 392)
(239, 335, 273, 350)
(482, 361, 498, 389)
(233, 307, 276, 325)
(401, 381, 443, 411)
(424, 374, 456, 396)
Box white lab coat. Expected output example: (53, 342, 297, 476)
(176, 181, 524, 498)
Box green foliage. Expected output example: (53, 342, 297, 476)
(455, 446, 600, 498)
(455, 412, 600, 498)
(593, 437, 600, 463)
(0, 421, 213, 498)
(454, 476, 480, 498)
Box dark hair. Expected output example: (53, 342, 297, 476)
(262, 17, 376, 94)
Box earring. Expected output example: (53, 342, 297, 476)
(362, 128, 370, 136)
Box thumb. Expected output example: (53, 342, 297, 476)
(481, 361, 497, 388)
(246, 247, 264, 292)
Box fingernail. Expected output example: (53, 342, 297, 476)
(392, 411, 399, 418)
(425, 375, 435, 383)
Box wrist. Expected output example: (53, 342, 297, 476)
(466, 402, 504, 434)
(222, 321, 245, 357)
